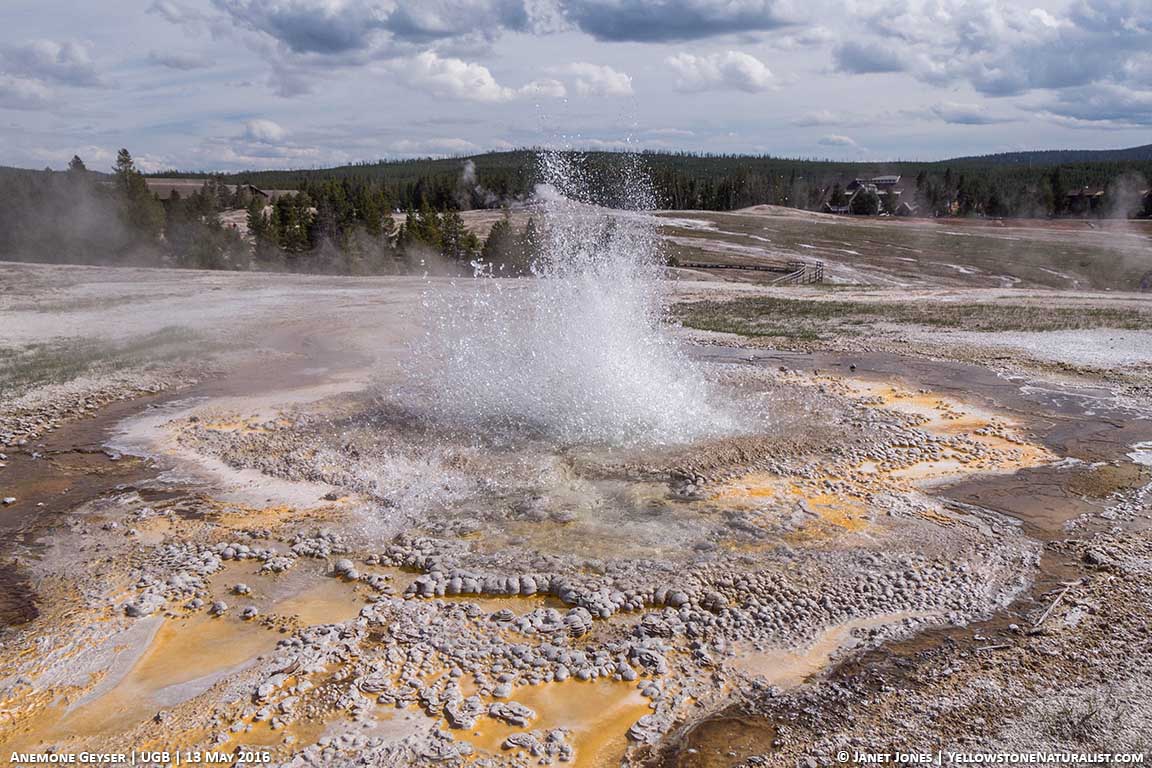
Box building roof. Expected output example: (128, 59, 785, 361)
(851, 175, 900, 185)
(848, 183, 901, 196)
(140, 178, 289, 201)
(143, 178, 212, 200)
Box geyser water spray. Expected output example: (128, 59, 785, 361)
(413, 151, 733, 446)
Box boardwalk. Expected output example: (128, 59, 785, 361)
(677, 260, 825, 284)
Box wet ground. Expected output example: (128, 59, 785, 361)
(658, 353, 1152, 767)
(2, 262, 1150, 767)
(7, 343, 1148, 764)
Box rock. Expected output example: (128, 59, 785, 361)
(1083, 548, 1115, 567)
(445, 695, 485, 729)
(628, 714, 663, 744)
(2, 497, 16, 505)
(232, 583, 251, 595)
(260, 555, 295, 574)
(357, 673, 390, 694)
(701, 591, 729, 612)
(333, 558, 356, 577)
(210, 600, 229, 616)
(124, 593, 163, 617)
(503, 733, 539, 751)
(563, 607, 593, 637)
(630, 648, 669, 675)
(421, 730, 473, 760)
(488, 701, 536, 727)
(240, 606, 259, 620)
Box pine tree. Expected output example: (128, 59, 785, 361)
(273, 193, 313, 257)
(481, 215, 516, 271)
(518, 216, 541, 270)
(849, 189, 881, 216)
(829, 182, 846, 206)
(247, 197, 268, 241)
(439, 210, 477, 262)
(882, 191, 901, 215)
(113, 148, 165, 243)
(1049, 168, 1067, 216)
(114, 150, 132, 193)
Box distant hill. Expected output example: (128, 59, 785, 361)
(943, 144, 1152, 167)
(0, 165, 109, 180)
(154, 144, 1152, 186)
(10, 143, 1150, 183)
(179, 146, 1150, 214)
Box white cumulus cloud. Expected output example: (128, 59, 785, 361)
(242, 118, 287, 143)
(389, 137, 479, 155)
(560, 62, 633, 97)
(398, 51, 516, 101)
(818, 134, 857, 147)
(666, 51, 774, 93)
(850, 0, 1152, 101)
(789, 109, 838, 126)
(1, 40, 103, 87)
(0, 75, 54, 110)
(392, 51, 565, 102)
(520, 78, 568, 99)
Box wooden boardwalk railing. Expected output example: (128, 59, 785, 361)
(677, 260, 824, 284)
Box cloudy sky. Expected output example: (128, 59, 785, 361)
(3, 0, 1151, 172)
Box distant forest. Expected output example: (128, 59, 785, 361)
(0, 151, 535, 274)
(1, 146, 1150, 274)
(205, 147, 1152, 218)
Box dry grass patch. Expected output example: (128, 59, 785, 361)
(674, 296, 1152, 337)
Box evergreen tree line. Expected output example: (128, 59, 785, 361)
(0, 151, 250, 270)
(209, 149, 1152, 219)
(0, 150, 509, 274)
(244, 187, 519, 274)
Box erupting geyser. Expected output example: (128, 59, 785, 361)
(414, 152, 734, 446)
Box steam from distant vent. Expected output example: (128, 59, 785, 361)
(411, 151, 734, 446)
(1105, 172, 1149, 220)
(457, 159, 501, 209)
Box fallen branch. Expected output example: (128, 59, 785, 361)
(1033, 585, 1072, 628)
